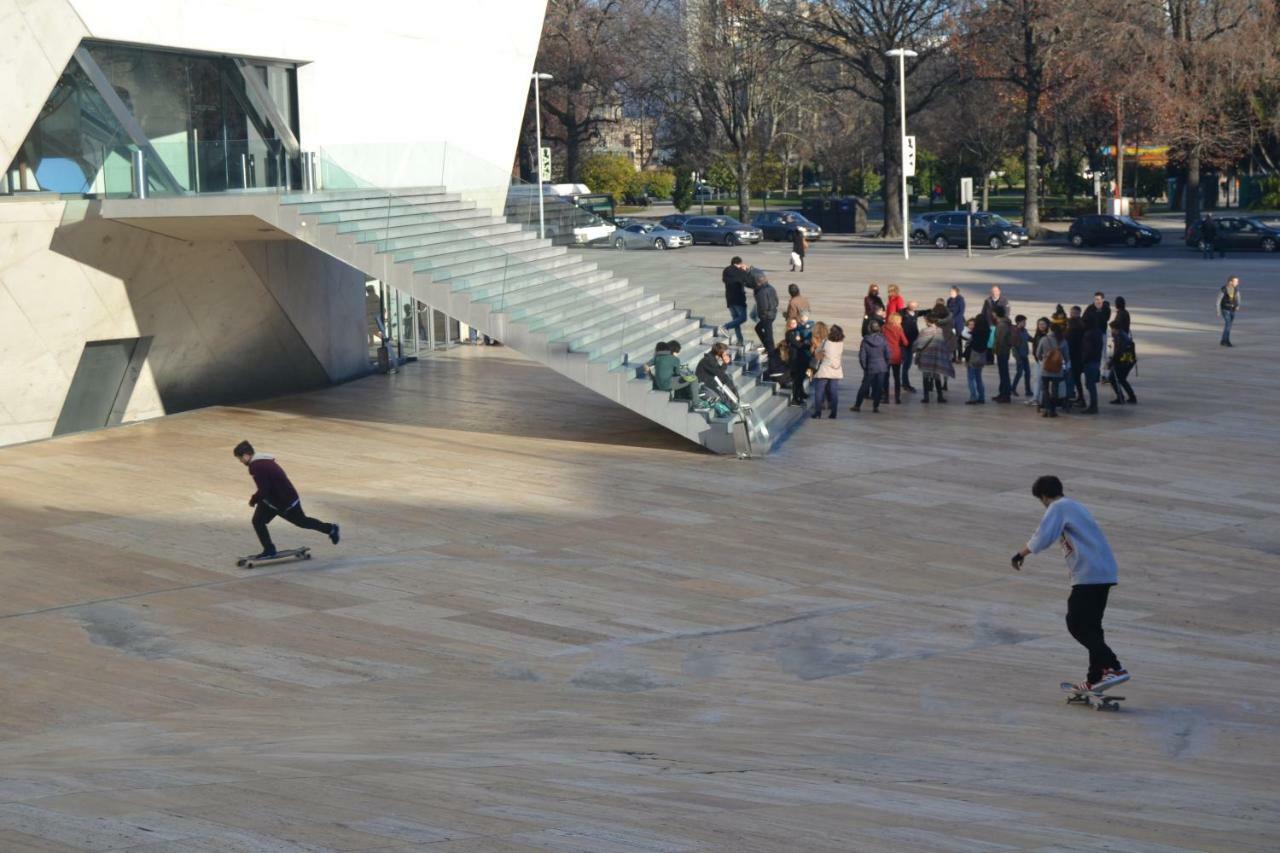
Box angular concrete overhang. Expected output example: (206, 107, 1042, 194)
(95, 195, 297, 241)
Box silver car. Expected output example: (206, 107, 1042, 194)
(611, 222, 692, 250)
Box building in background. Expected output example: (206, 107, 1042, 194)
(0, 0, 546, 446)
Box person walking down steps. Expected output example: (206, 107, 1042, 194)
(1011, 475, 1130, 694)
(234, 441, 341, 560)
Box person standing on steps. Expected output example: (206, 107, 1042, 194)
(1217, 276, 1241, 347)
(696, 342, 739, 407)
(234, 441, 340, 561)
(720, 256, 752, 346)
(851, 319, 890, 413)
(1011, 475, 1130, 694)
(790, 228, 808, 272)
(749, 268, 781, 376)
(786, 313, 814, 407)
(947, 286, 966, 362)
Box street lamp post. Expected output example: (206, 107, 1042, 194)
(885, 48, 917, 261)
(531, 72, 553, 241)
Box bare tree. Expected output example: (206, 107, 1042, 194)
(774, 0, 955, 238)
(533, 0, 631, 182)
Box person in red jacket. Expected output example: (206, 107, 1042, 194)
(234, 440, 340, 559)
(882, 312, 909, 404)
(884, 284, 906, 320)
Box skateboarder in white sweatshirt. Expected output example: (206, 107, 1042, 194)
(1011, 475, 1130, 692)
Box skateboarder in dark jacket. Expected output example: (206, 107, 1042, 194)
(234, 440, 340, 559)
(1011, 475, 1129, 693)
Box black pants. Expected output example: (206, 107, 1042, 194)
(790, 361, 809, 402)
(996, 353, 1011, 398)
(253, 502, 332, 551)
(1110, 362, 1135, 401)
(755, 317, 776, 355)
(888, 363, 902, 400)
(854, 371, 887, 409)
(1066, 583, 1121, 683)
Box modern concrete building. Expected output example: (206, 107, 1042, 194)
(1, 0, 801, 453)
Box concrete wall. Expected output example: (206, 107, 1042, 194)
(0, 198, 366, 445)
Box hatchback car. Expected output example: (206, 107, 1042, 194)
(1069, 215, 1161, 248)
(928, 212, 1023, 249)
(680, 215, 763, 246)
(751, 211, 822, 242)
(611, 222, 692, 250)
(1185, 216, 1280, 253)
(911, 211, 946, 241)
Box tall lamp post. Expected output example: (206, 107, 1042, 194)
(531, 71, 553, 241)
(885, 48, 917, 261)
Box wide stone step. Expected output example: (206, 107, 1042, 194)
(279, 186, 446, 204)
(417, 245, 569, 281)
(294, 191, 456, 214)
(392, 230, 539, 264)
(555, 299, 673, 348)
(463, 263, 604, 303)
(354, 214, 510, 242)
(374, 222, 524, 252)
(319, 198, 477, 225)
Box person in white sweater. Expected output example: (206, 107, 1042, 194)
(1012, 475, 1130, 692)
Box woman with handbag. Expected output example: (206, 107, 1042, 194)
(1108, 322, 1137, 404)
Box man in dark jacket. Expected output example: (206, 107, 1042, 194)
(1082, 291, 1111, 332)
(720, 257, 751, 345)
(900, 300, 920, 393)
(1079, 323, 1105, 414)
(993, 306, 1014, 403)
(235, 440, 340, 560)
(982, 285, 1010, 327)
(1066, 307, 1086, 408)
(695, 342, 738, 408)
(749, 268, 782, 376)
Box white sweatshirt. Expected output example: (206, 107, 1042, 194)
(1026, 497, 1119, 586)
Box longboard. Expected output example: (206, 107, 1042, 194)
(1061, 681, 1125, 712)
(236, 547, 310, 569)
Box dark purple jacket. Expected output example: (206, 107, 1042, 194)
(248, 455, 300, 510)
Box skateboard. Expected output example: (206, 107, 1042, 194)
(236, 547, 310, 569)
(1061, 681, 1125, 712)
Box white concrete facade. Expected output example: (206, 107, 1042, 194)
(0, 0, 548, 445)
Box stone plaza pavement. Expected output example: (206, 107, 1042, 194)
(1, 231, 1278, 851)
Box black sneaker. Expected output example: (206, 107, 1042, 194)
(329, 523, 341, 545)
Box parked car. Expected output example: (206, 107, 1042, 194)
(611, 222, 692, 250)
(1068, 214, 1162, 248)
(911, 211, 947, 241)
(610, 216, 638, 230)
(680, 215, 763, 246)
(751, 211, 822, 242)
(927, 212, 1023, 249)
(659, 213, 694, 230)
(1184, 216, 1280, 253)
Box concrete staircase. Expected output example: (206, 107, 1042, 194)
(277, 187, 805, 455)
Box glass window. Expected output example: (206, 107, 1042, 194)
(4, 40, 299, 197)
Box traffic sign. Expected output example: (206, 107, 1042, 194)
(903, 135, 916, 177)
(960, 177, 973, 205)
(539, 147, 552, 182)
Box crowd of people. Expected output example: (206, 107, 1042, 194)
(706, 259, 1148, 420)
(645, 259, 1245, 425)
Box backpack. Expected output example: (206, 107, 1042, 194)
(1042, 345, 1064, 374)
(1117, 335, 1136, 366)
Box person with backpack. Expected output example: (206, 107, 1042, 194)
(1038, 319, 1067, 418)
(234, 441, 341, 561)
(811, 324, 845, 418)
(1217, 276, 1241, 347)
(786, 313, 814, 407)
(851, 319, 890, 413)
(1108, 322, 1137, 404)
(1011, 475, 1130, 694)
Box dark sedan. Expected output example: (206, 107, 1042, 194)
(1185, 216, 1280, 253)
(751, 211, 822, 242)
(1068, 214, 1161, 248)
(928, 212, 1023, 249)
(659, 213, 694, 231)
(680, 215, 763, 246)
